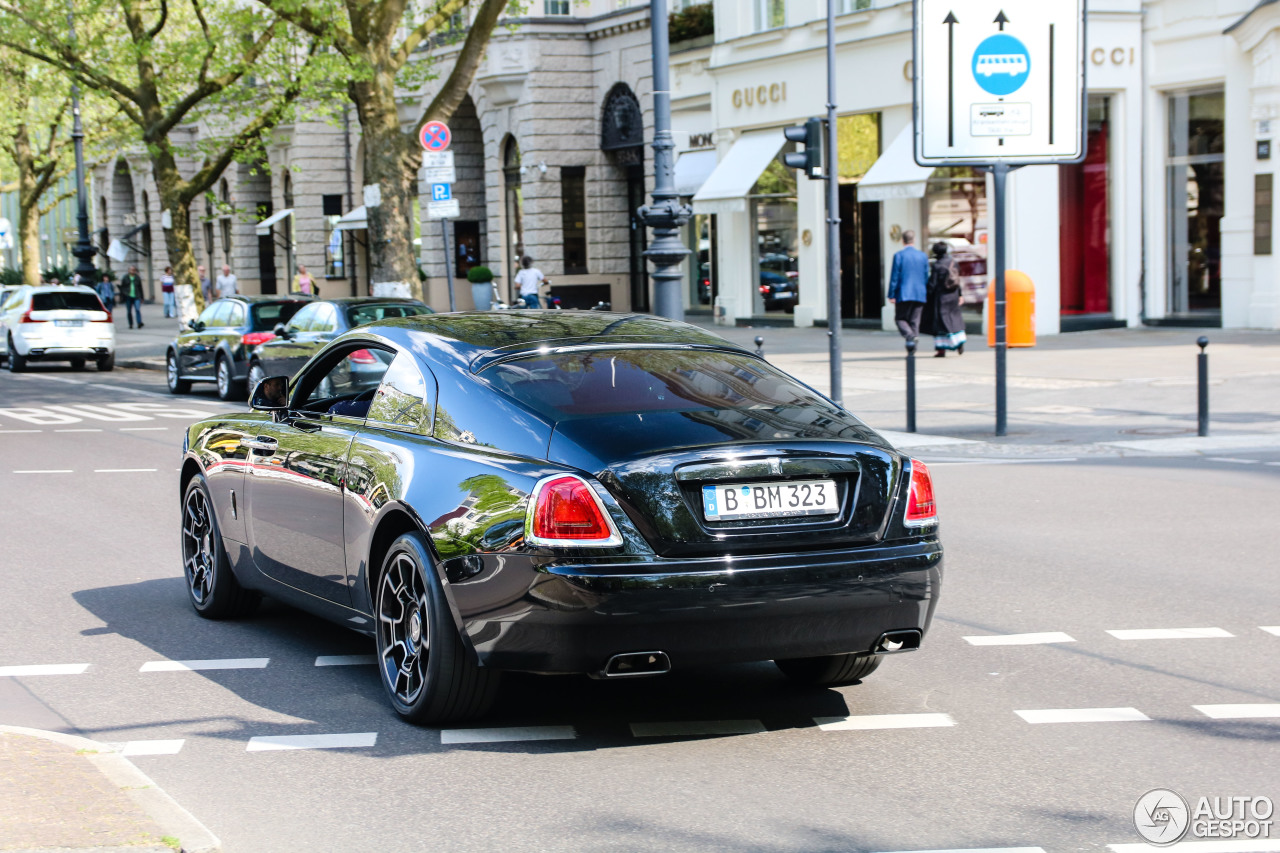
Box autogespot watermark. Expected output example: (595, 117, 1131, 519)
(1133, 789, 1274, 846)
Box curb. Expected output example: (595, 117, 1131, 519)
(116, 358, 165, 371)
(0, 725, 221, 853)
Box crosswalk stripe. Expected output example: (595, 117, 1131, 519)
(1109, 842, 1280, 852)
(964, 632, 1076, 646)
(1107, 627, 1233, 640)
(1016, 707, 1150, 724)
(1193, 704, 1280, 719)
(140, 658, 269, 672)
(0, 663, 90, 676)
(1261, 626, 1280, 636)
(441, 726, 577, 744)
(314, 655, 376, 666)
(814, 713, 956, 731)
(246, 732, 377, 752)
(630, 720, 766, 737)
(874, 848, 1046, 853)
(119, 739, 186, 756)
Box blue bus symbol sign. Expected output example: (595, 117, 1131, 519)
(431, 183, 452, 202)
(972, 34, 1030, 97)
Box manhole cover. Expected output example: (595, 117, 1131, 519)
(1120, 427, 1197, 436)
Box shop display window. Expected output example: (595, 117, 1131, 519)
(1166, 90, 1224, 315)
(922, 168, 989, 311)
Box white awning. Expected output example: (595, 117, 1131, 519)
(674, 150, 718, 198)
(856, 125, 936, 203)
(254, 208, 293, 236)
(334, 205, 367, 232)
(692, 132, 784, 215)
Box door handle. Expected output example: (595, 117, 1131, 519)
(240, 436, 278, 453)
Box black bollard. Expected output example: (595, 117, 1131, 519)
(1197, 336, 1210, 437)
(906, 338, 917, 433)
(754, 336, 765, 357)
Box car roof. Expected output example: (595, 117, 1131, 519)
(344, 311, 750, 373)
(326, 297, 426, 305)
(221, 295, 313, 304)
(27, 285, 99, 295)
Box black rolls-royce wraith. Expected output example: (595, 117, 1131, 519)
(179, 312, 943, 723)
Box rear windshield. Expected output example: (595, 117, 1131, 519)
(346, 303, 432, 327)
(32, 292, 104, 312)
(480, 349, 838, 422)
(250, 301, 307, 332)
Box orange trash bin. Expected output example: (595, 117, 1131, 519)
(986, 270, 1036, 347)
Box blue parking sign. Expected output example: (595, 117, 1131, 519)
(431, 183, 452, 202)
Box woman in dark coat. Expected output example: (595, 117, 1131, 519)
(921, 242, 967, 357)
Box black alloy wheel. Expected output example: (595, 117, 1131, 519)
(775, 653, 882, 687)
(167, 352, 190, 394)
(6, 336, 25, 372)
(375, 533, 499, 724)
(180, 476, 258, 619)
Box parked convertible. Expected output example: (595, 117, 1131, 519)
(179, 312, 942, 723)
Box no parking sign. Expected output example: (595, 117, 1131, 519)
(420, 121, 451, 152)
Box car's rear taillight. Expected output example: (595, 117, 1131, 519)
(92, 312, 112, 323)
(758, 285, 770, 294)
(904, 459, 938, 527)
(526, 475, 622, 547)
(349, 348, 378, 364)
(241, 331, 275, 346)
(19, 310, 45, 323)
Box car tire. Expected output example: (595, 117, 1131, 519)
(167, 352, 191, 394)
(375, 532, 500, 724)
(6, 336, 26, 373)
(70, 357, 86, 370)
(181, 475, 259, 619)
(774, 652, 882, 687)
(97, 353, 115, 372)
(247, 362, 266, 398)
(215, 355, 241, 401)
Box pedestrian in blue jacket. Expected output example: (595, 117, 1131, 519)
(888, 230, 930, 341)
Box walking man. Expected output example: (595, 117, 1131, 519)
(119, 265, 145, 329)
(888, 230, 929, 342)
(215, 264, 237, 298)
(160, 266, 176, 317)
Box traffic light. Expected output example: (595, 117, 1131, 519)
(783, 118, 824, 179)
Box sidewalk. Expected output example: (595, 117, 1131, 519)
(0, 726, 219, 853)
(110, 300, 182, 371)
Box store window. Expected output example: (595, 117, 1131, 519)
(839, 0, 872, 12)
(837, 113, 884, 320)
(218, 179, 232, 266)
(1167, 90, 1224, 314)
(322, 194, 345, 278)
(754, 0, 785, 31)
(1060, 96, 1112, 316)
(923, 168, 989, 310)
(561, 166, 588, 274)
(686, 214, 716, 309)
(750, 148, 799, 315)
(545, 0, 569, 14)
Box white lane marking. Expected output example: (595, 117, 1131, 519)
(1267, 461, 1280, 467)
(94, 468, 158, 473)
(1107, 627, 1234, 640)
(441, 726, 577, 744)
(1193, 704, 1280, 719)
(54, 428, 103, 433)
(140, 658, 269, 672)
(0, 429, 41, 434)
(120, 427, 169, 431)
(0, 663, 90, 676)
(119, 739, 186, 756)
(246, 732, 378, 752)
(1261, 626, 1280, 636)
(47, 404, 153, 422)
(814, 713, 956, 731)
(314, 655, 376, 667)
(874, 848, 1046, 853)
(964, 632, 1076, 646)
(12, 469, 73, 474)
(1015, 707, 1150, 724)
(927, 458, 1079, 467)
(1206, 457, 1261, 464)
(1109, 842, 1280, 852)
(630, 720, 767, 737)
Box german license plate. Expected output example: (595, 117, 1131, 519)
(702, 479, 838, 521)
(55, 319, 83, 327)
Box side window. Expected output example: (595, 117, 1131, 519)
(294, 345, 394, 417)
(208, 302, 234, 327)
(197, 301, 222, 326)
(225, 302, 247, 328)
(286, 303, 319, 332)
(311, 303, 338, 333)
(367, 352, 432, 431)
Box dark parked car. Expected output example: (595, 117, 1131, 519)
(759, 269, 799, 312)
(179, 312, 942, 723)
(246, 297, 432, 393)
(167, 296, 311, 400)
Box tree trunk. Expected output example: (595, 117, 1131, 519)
(151, 151, 204, 317)
(18, 191, 41, 286)
(352, 77, 420, 300)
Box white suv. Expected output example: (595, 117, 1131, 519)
(0, 285, 116, 372)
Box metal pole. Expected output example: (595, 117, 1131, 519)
(67, 11, 97, 290)
(906, 337, 917, 433)
(1197, 336, 1209, 437)
(825, 0, 843, 405)
(442, 218, 456, 312)
(639, 0, 691, 320)
(993, 162, 1009, 436)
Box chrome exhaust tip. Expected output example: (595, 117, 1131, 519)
(593, 651, 672, 679)
(874, 630, 922, 654)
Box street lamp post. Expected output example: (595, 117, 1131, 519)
(68, 11, 96, 288)
(638, 0, 691, 321)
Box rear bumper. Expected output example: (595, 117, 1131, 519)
(455, 541, 943, 674)
(22, 346, 113, 361)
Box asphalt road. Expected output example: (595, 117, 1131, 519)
(1, 364, 1277, 852)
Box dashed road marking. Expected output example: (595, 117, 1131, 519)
(630, 720, 767, 737)
(1193, 704, 1280, 720)
(1108, 842, 1280, 852)
(246, 732, 378, 752)
(12, 469, 74, 474)
(964, 632, 1076, 646)
(874, 849, 1046, 853)
(0, 663, 90, 676)
(814, 713, 956, 731)
(1107, 627, 1233, 640)
(314, 655, 376, 667)
(441, 726, 577, 744)
(120, 426, 169, 431)
(1206, 457, 1261, 464)
(1261, 626, 1280, 636)
(140, 658, 270, 672)
(54, 428, 102, 433)
(0, 429, 40, 434)
(95, 468, 158, 473)
(118, 739, 185, 756)
(1015, 707, 1150, 724)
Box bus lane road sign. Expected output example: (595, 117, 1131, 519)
(914, 0, 1086, 166)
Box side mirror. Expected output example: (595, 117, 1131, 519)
(250, 375, 290, 413)
(187, 319, 204, 332)
(274, 323, 291, 339)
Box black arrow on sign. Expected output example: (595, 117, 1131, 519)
(944, 11, 958, 147)
(995, 10, 1010, 30)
